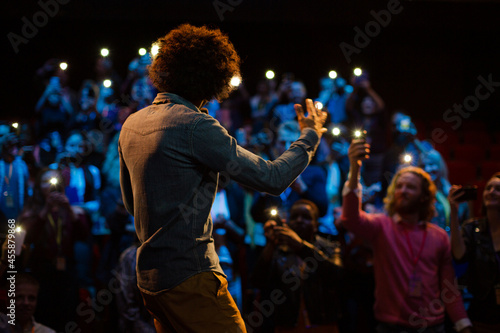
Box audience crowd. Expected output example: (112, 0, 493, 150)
(1, 51, 500, 332)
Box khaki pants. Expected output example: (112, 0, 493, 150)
(141, 271, 247, 333)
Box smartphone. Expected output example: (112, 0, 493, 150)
(268, 208, 283, 226)
(457, 186, 478, 202)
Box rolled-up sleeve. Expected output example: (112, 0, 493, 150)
(340, 183, 382, 242)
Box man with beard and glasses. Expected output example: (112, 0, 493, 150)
(339, 139, 472, 333)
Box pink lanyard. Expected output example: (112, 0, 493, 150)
(404, 228, 427, 268)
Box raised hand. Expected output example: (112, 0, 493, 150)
(295, 99, 328, 139)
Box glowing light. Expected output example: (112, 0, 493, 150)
(354, 68, 362, 76)
(151, 44, 160, 57)
(100, 48, 109, 57)
(329, 70, 338, 79)
(138, 48, 147, 56)
(49, 177, 58, 185)
(59, 62, 68, 70)
(103, 79, 112, 88)
(266, 70, 275, 80)
(16, 227, 22, 233)
(230, 76, 241, 87)
(270, 208, 278, 216)
(12, 123, 19, 129)
(332, 127, 341, 136)
(315, 102, 323, 110)
(354, 130, 362, 138)
(403, 154, 412, 163)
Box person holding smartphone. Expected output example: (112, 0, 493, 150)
(342, 139, 472, 333)
(449, 172, 500, 332)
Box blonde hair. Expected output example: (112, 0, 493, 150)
(384, 166, 437, 221)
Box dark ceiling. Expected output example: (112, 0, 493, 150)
(2, 0, 500, 125)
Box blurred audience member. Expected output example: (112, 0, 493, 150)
(114, 242, 155, 333)
(317, 76, 350, 124)
(0, 125, 29, 233)
(19, 168, 89, 331)
(450, 172, 500, 332)
(345, 73, 386, 186)
(35, 76, 73, 139)
(272, 78, 306, 126)
(250, 80, 278, 132)
(50, 131, 102, 233)
(252, 200, 343, 332)
(14, 273, 56, 333)
(69, 80, 102, 132)
(421, 149, 469, 232)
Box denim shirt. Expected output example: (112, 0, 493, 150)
(119, 92, 319, 294)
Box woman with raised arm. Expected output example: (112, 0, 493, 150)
(449, 172, 500, 332)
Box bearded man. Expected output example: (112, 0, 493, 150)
(340, 139, 472, 333)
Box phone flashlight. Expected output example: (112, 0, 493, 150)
(101, 48, 109, 57)
(403, 154, 412, 164)
(266, 70, 275, 80)
(354, 129, 365, 140)
(332, 127, 341, 136)
(329, 70, 338, 79)
(59, 62, 68, 71)
(269, 208, 282, 226)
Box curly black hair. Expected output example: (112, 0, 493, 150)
(148, 24, 241, 103)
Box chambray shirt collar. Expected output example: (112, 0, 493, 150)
(392, 213, 426, 227)
(152, 92, 209, 114)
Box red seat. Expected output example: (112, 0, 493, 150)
(433, 143, 452, 160)
(446, 160, 478, 185)
(462, 120, 487, 132)
(471, 180, 487, 218)
(480, 161, 500, 180)
(494, 132, 500, 144)
(462, 130, 492, 145)
(453, 144, 487, 161)
(488, 145, 500, 161)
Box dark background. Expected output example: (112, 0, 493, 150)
(2, 0, 500, 128)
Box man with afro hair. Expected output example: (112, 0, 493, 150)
(119, 23, 327, 332)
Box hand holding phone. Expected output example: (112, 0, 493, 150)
(456, 186, 478, 202)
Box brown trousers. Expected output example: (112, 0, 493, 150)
(141, 271, 247, 333)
